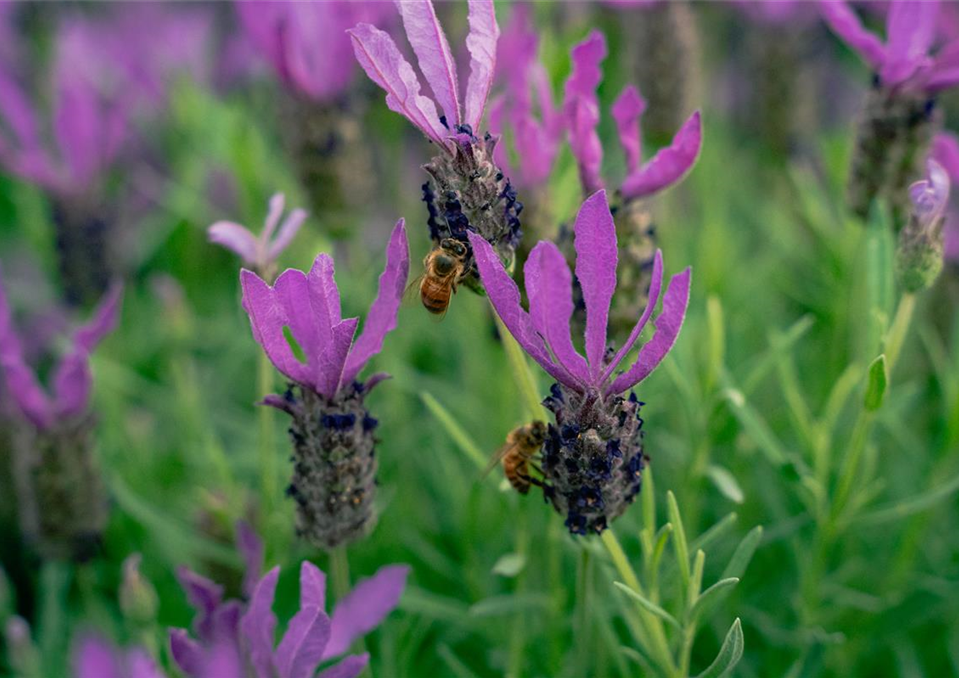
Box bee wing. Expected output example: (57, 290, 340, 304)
(404, 273, 425, 305)
(481, 441, 518, 479)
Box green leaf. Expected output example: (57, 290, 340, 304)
(706, 465, 744, 504)
(864, 355, 888, 412)
(696, 618, 745, 678)
(706, 295, 726, 391)
(722, 526, 764, 580)
(420, 392, 487, 470)
(723, 388, 788, 466)
(437, 645, 482, 678)
(690, 578, 740, 622)
(469, 594, 551, 617)
(492, 553, 526, 578)
(613, 582, 682, 630)
(668, 491, 691, 589)
(651, 523, 674, 575)
(854, 471, 959, 526)
(690, 513, 738, 554)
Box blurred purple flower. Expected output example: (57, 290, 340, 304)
(0, 265, 121, 430)
(908, 157, 950, 226)
(209, 193, 307, 275)
(349, 0, 499, 151)
(72, 634, 164, 678)
(241, 220, 409, 401)
(237, 1, 390, 101)
(170, 523, 409, 678)
(564, 31, 702, 200)
(932, 132, 959, 262)
(469, 189, 690, 397)
(487, 5, 563, 189)
(820, 0, 959, 92)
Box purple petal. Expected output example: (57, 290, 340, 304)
(318, 318, 358, 399)
(237, 521, 264, 600)
(927, 41, 959, 92)
(341, 221, 409, 385)
(0, 68, 40, 151)
(0, 268, 52, 428)
(74, 283, 123, 353)
(72, 634, 122, 678)
(274, 267, 329, 386)
(241, 268, 313, 387)
(467, 232, 582, 390)
(307, 254, 344, 329)
(169, 629, 205, 678)
(463, 0, 499, 131)
(317, 654, 370, 678)
(932, 132, 959, 180)
(239, 566, 280, 678)
(209, 222, 259, 264)
(349, 23, 447, 146)
(909, 158, 950, 225)
(267, 208, 308, 262)
(621, 111, 702, 199)
(125, 647, 165, 678)
(882, 0, 938, 85)
(396, 0, 461, 125)
(201, 640, 245, 678)
(299, 561, 328, 612)
(819, 1, 887, 72)
(53, 76, 107, 191)
(274, 607, 331, 678)
(176, 566, 224, 642)
(323, 564, 409, 659)
(601, 250, 664, 385)
(262, 193, 286, 242)
(524, 242, 589, 384)
(573, 190, 618, 381)
(611, 86, 647, 176)
(486, 96, 514, 177)
(564, 31, 607, 195)
(607, 267, 691, 396)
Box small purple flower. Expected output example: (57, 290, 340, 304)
(72, 634, 164, 678)
(237, 1, 390, 101)
(170, 523, 409, 678)
(469, 190, 690, 533)
(0, 266, 122, 431)
(349, 0, 499, 152)
(896, 156, 951, 292)
(564, 31, 703, 201)
(820, 0, 959, 93)
(241, 222, 409, 547)
(932, 132, 959, 262)
(208, 193, 307, 276)
(487, 5, 564, 190)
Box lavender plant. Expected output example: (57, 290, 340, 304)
(240, 222, 409, 549)
(349, 0, 522, 298)
(470, 190, 690, 534)
(0, 268, 121, 560)
(821, 0, 959, 221)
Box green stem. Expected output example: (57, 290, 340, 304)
(38, 561, 73, 675)
(493, 313, 548, 422)
(507, 506, 529, 678)
(883, 292, 916, 375)
(257, 350, 277, 514)
(576, 547, 593, 678)
(329, 546, 351, 600)
(601, 530, 676, 676)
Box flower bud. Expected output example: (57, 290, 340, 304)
(896, 159, 950, 292)
(5, 616, 40, 677)
(119, 554, 159, 627)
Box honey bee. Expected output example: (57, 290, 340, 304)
(418, 238, 469, 315)
(483, 421, 548, 494)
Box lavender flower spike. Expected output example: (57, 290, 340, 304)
(351, 1, 522, 302)
(896, 158, 951, 292)
(0, 267, 122, 559)
(470, 190, 691, 534)
(72, 634, 165, 678)
(208, 193, 307, 277)
(241, 222, 409, 548)
(170, 524, 409, 678)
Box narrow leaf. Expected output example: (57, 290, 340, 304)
(706, 465, 744, 504)
(613, 582, 681, 630)
(690, 513, 738, 554)
(721, 526, 763, 580)
(854, 471, 959, 526)
(420, 392, 487, 469)
(491, 553, 526, 578)
(690, 578, 740, 622)
(695, 618, 744, 678)
(667, 491, 691, 588)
